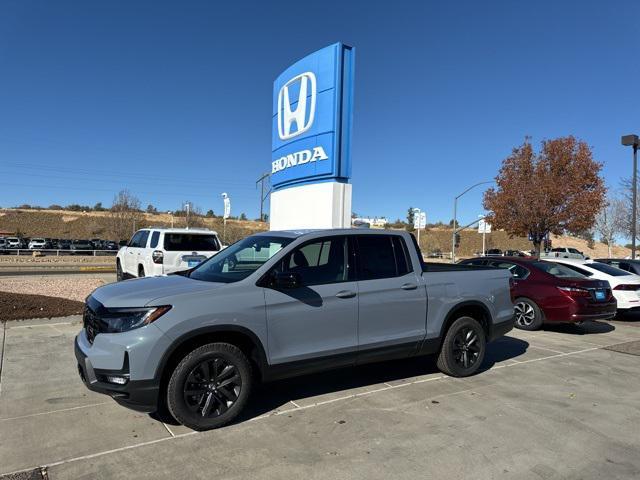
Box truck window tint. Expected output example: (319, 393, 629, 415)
(392, 236, 411, 275)
(163, 234, 220, 252)
(150, 231, 160, 248)
(357, 236, 397, 280)
(286, 238, 347, 285)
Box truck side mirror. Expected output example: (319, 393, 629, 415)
(274, 272, 301, 289)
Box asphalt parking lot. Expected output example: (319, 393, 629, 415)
(1, 317, 640, 479)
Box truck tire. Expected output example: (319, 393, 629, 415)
(437, 316, 486, 377)
(138, 265, 145, 277)
(167, 342, 253, 431)
(514, 297, 543, 331)
(116, 260, 123, 281)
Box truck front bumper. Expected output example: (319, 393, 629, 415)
(75, 337, 159, 413)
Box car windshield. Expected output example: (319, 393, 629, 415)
(163, 233, 221, 251)
(587, 262, 631, 277)
(188, 235, 293, 283)
(533, 261, 587, 278)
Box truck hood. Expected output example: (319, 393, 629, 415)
(90, 274, 225, 308)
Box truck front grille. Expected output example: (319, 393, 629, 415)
(83, 306, 101, 344)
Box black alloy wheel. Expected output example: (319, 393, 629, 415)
(452, 325, 481, 369)
(167, 343, 253, 431)
(183, 357, 242, 418)
(437, 316, 486, 377)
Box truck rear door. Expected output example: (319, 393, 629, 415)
(354, 234, 427, 359)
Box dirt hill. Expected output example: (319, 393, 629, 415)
(0, 209, 267, 244)
(415, 227, 630, 259)
(0, 209, 630, 258)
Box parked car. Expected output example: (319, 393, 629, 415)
(541, 247, 586, 260)
(503, 249, 527, 257)
(90, 238, 103, 249)
(116, 228, 223, 279)
(485, 249, 503, 256)
(460, 257, 616, 330)
(0, 237, 7, 253)
(57, 239, 71, 250)
(594, 258, 640, 275)
(104, 240, 119, 251)
(28, 238, 47, 250)
(6, 237, 23, 249)
(546, 258, 640, 311)
(76, 229, 514, 430)
(71, 239, 94, 254)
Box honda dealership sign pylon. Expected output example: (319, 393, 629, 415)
(270, 43, 355, 230)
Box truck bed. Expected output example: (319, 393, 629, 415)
(422, 262, 496, 272)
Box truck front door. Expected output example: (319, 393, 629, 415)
(264, 235, 358, 366)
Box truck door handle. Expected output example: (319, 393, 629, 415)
(336, 290, 357, 299)
(401, 283, 417, 290)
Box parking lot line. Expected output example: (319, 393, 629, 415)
(0, 339, 630, 478)
(0, 401, 111, 423)
(527, 344, 566, 355)
(6, 321, 75, 330)
(162, 422, 176, 438)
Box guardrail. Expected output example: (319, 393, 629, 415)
(0, 248, 118, 257)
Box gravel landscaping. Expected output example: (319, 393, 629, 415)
(0, 276, 105, 302)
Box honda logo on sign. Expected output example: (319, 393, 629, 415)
(277, 72, 316, 140)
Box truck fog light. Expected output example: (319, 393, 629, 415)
(105, 375, 129, 385)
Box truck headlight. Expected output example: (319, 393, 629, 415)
(102, 306, 171, 333)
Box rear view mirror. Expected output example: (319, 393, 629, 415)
(274, 272, 301, 289)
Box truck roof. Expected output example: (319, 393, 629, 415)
(257, 228, 410, 239)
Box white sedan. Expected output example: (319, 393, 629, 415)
(546, 258, 640, 310)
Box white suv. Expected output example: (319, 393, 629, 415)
(541, 247, 586, 260)
(116, 228, 222, 280)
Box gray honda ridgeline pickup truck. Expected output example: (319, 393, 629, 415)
(76, 229, 514, 430)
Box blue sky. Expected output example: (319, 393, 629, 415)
(1, 1, 639, 226)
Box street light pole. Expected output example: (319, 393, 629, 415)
(622, 135, 640, 259)
(452, 181, 494, 263)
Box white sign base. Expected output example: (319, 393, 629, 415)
(270, 182, 352, 231)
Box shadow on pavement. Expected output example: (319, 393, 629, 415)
(153, 336, 529, 426)
(543, 321, 615, 335)
(613, 310, 640, 324)
(154, 336, 530, 427)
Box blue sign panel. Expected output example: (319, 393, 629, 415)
(271, 43, 355, 190)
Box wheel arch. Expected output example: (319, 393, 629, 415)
(438, 300, 492, 345)
(155, 325, 269, 395)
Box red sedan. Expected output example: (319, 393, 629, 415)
(459, 257, 617, 330)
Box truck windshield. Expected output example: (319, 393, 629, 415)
(188, 235, 292, 283)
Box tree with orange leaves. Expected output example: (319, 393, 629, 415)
(483, 136, 606, 258)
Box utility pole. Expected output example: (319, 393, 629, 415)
(622, 135, 639, 259)
(255, 172, 271, 222)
